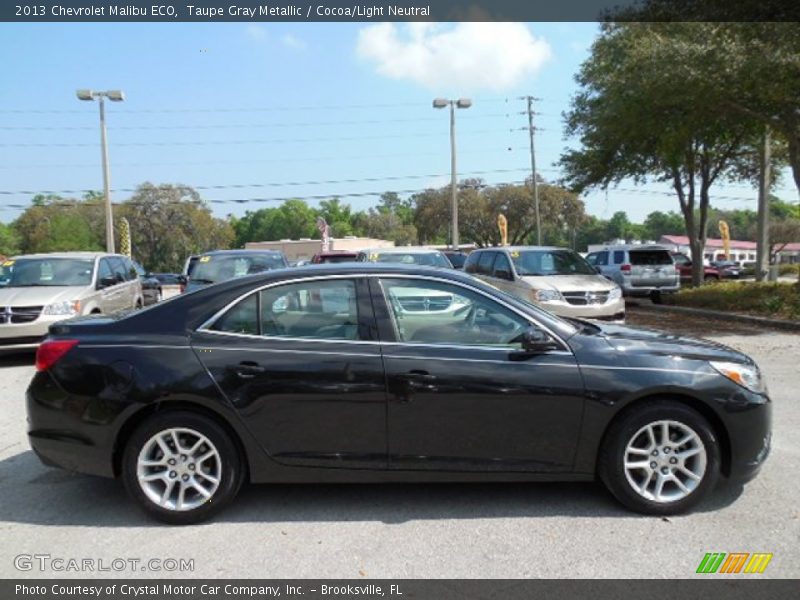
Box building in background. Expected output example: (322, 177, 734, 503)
(658, 235, 800, 265)
(245, 237, 393, 263)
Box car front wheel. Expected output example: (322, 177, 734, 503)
(599, 401, 720, 515)
(122, 411, 243, 524)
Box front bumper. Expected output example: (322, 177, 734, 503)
(622, 284, 681, 296)
(722, 390, 772, 482)
(541, 296, 626, 320)
(0, 313, 74, 352)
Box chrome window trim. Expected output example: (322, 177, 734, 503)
(197, 274, 367, 335)
(196, 271, 573, 354)
(389, 354, 578, 367)
(374, 273, 573, 354)
(194, 345, 377, 358)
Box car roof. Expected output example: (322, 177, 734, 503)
(590, 244, 671, 252)
(360, 246, 444, 254)
(474, 246, 570, 252)
(10, 252, 117, 260)
(200, 249, 284, 256)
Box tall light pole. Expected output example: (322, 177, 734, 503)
(433, 97, 471, 250)
(77, 89, 125, 253)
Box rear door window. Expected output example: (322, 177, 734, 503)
(630, 250, 673, 265)
(613, 251, 626, 264)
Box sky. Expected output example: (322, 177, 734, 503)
(0, 22, 796, 227)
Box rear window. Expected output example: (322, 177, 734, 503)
(630, 250, 673, 266)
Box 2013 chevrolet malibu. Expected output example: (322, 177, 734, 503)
(26, 264, 771, 524)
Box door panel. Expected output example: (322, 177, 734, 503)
(373, 277, 585, 473)
(192, 277, 387, 469)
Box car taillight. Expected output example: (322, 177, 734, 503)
(36, 339, 79, 372)
(620, 264, 632, 274)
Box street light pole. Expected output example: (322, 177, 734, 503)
(434, 97, 471, 250)
(97, 96, 114, 253)
(449, 101, 458, 250)
(77, 89, 125, 254)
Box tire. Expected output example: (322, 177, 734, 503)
(122, 411, 244, 525)
(650, 290, 663, 304)
(703, 275, 719, 284)
(599, 401, 720, 515)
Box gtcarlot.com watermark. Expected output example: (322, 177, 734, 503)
(14, 554, 194, 573)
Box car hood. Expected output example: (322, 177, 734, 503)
(579, 321, 752, 364)
(0, 285, 89, 307)
(520, 274, 616, 292)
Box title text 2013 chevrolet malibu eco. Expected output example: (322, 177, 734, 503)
(26, 264, 771, 524)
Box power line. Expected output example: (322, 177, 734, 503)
(0, 97, 515, 115)
(0, 180, 533, 210)
(0, 113, 518, 132)
(0, 168, 533, 197)
(0, 128, 523, 148)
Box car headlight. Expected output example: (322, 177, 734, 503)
(42, 300, 80, 316)
(533, 289, 564, 303)
(607, 286, 622, 301)
(710, 361, 767, 394)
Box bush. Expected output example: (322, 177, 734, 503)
(778, 263, 800, 277)
(663, 281, 800, 320)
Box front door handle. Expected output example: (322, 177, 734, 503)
(234, 361, 266, 379)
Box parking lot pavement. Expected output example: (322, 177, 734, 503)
(1, 322, 798, 579)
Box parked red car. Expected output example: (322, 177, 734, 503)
(310, 251, 359, 264)
(671, 253, 720, 283)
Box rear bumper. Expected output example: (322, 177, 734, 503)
(26, 370, 117, 478)
(622, 284, 680, 296)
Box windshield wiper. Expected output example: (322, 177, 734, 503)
(189, 278, 215, 284)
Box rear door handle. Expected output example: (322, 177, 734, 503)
(234, 361, 266, 379)
(403, 370, 437, 382)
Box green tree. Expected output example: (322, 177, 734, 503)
(560, 23, 765, 285)
(0, 221, 21, 257)
(13, 198, 104, 254)
(116, 183, 234, 272)
(642, 211, 685, 241)
(317, 198, 354, 237)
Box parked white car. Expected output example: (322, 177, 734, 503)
(464, 246, 625, 321)
(0, 252, 143, 352)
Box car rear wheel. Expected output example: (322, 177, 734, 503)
(122, 411, 243, 524)
(599, 401, 720, 515)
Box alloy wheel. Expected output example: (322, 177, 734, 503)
(136, 427, 222, 511)
(623, 419, 707, 503)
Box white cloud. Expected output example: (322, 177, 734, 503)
(281, 33, 307, 51)
(356, 23, 551, 92)
(245, 24, 267, 41)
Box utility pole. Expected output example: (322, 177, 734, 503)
(521, 96, 542, 245)
(98, 96, 114, 254)
(755, 127, 772, 282)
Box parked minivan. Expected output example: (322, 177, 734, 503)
(464, 246, 625, 321)
(0, 252, 143, 352)
(585, 245, 680, 300)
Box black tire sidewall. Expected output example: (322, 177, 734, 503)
(600, 402, 720, 515)
(122, 411, 243, 525)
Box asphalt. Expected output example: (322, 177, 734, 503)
(0, 314, 798, 579)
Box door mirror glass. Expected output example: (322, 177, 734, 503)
(97, 276, 117, 289)
(519, 327, 559, 353)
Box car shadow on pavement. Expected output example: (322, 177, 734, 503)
(0, 450, 745, 528)
(0, 352, 35, 367)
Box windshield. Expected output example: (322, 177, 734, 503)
(191, 254, 286, 284)
(318, 255, 358, 264)
(369, 252, 452, 268)
(1, 258, 94, 287)
(510, 249, 596, 276)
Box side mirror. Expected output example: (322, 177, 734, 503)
(177, 274, 187, 285)
(518, 327, 559, 354)
(495, 268, 513, 281)
(97, 276, 117, 289)
(595, 266, 603, 274)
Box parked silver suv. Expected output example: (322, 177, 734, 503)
(464, 246, 625, 321)
(585, 245, 680, 300)
(0, 252, 143, 352)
